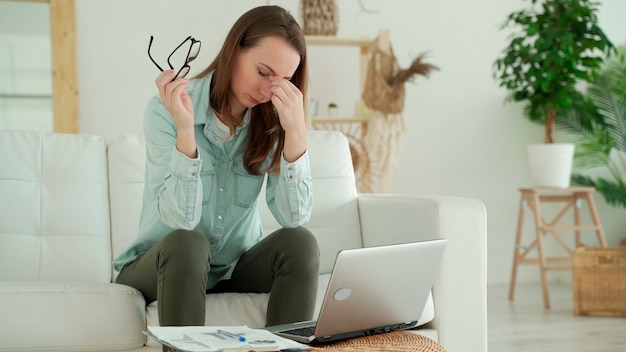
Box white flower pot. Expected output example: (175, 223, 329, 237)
(527, 143, 575, 188)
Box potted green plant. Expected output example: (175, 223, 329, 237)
(557, 45, 626, 207)
(493, 0, 615, 188)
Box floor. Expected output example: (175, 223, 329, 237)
(488, 283, 626, 352)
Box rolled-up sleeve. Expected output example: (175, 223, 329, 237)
(157, 149, 203, 228)
(266, 150, 314, 227)
(144, 98, 204, 230)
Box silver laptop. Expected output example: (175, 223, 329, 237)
(266, 239, 446, 344)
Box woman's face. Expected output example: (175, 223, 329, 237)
(230, 35, 301, 114)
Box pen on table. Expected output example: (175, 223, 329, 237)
(217, 329, 246, 342)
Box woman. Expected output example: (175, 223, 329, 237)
(113, 4, 319, 338)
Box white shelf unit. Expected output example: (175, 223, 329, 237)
(305, 31, 393, 193)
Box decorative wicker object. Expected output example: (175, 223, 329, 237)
(573, 246, 626, 317)
(301, 0, 338, 36)
(310, 331, 446, 352)
(311, 118, 377, 193)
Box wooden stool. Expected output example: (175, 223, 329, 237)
(509, 187, 607, 309)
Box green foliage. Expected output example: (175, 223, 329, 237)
(493, 0, 615, 143)
(557, 45, 626, 207)
(571, 174, 626, 207)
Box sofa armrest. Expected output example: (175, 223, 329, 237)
(357, 194, 487, 352)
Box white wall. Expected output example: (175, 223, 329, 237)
(75, 0, 626, 285)
(0, 1, 52, 132)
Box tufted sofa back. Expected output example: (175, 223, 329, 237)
(0, 131, 112, 282)
(0, 129, 363, 281)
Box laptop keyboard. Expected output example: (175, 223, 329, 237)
(280, 325, 316, 337)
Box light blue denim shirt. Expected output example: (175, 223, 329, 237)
(113, 72, 314, 288)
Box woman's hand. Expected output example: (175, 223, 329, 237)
(155, 70, 197, 158)
(155, 70, 194, 130)
(270, 77, 307, 162)
(269, 77, 306, 136)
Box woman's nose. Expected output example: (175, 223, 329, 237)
(259, 81, 272, 102)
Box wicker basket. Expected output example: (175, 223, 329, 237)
(573, 246, 626, 317)
(301, 0, 338, 36)
(310, 331, 446, 351)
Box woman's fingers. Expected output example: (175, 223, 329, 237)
(154, 70, 194, 129)
(164, 78, 189, 105)
(155, 70, 176, 97)
(270, 77, 301, 108)
(269, 77, 305, 132)
(156, 71, 188, 107)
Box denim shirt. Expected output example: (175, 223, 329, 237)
(113, 72, 314, 288)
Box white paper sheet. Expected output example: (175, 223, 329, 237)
(146, 325, 308, 352)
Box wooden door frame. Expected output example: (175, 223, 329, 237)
(49, 0, 78, 133)
(10, 0, 78, 133)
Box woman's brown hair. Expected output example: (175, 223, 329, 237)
(195, 5, 308, 175)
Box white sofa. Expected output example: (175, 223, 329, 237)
(0, 129, 487, 352)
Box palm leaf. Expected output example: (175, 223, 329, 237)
(571, 173, 597, 187)
(606, 148, 626, 185)
(566, 45, 626, 208)
(603, 48, 626, 104)
(558, 95, 612, 169)
(594, 178, 626, 208)
(557, 102, 597, 136)
(571, 173, 626, 208)
(572, 131, 610, 168)
(588, 77, 626, 151)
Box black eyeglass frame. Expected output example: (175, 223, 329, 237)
(148, 35, 201, 81)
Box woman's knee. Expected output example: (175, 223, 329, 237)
(269, 227, 319, 263)
(159, 230, 210, 267)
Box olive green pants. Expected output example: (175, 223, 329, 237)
(116, 227, 319, 329)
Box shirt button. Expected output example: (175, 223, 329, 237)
(217, 215, 223, 220)
(191, 172, 196, 176)
(288, 166, 293, 170)
(219, 187, 224, 192)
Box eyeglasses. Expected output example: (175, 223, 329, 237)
(148, 35, 201, 81)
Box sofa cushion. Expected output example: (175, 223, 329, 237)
(107, 134, 146, 278)
(0, 281, 146, 351)
(0, 131, 112, 282)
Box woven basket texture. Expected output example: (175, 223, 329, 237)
(301, 0, 338, 36)
(573, 246, 626, 317)
(310, 331, 446, 352)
